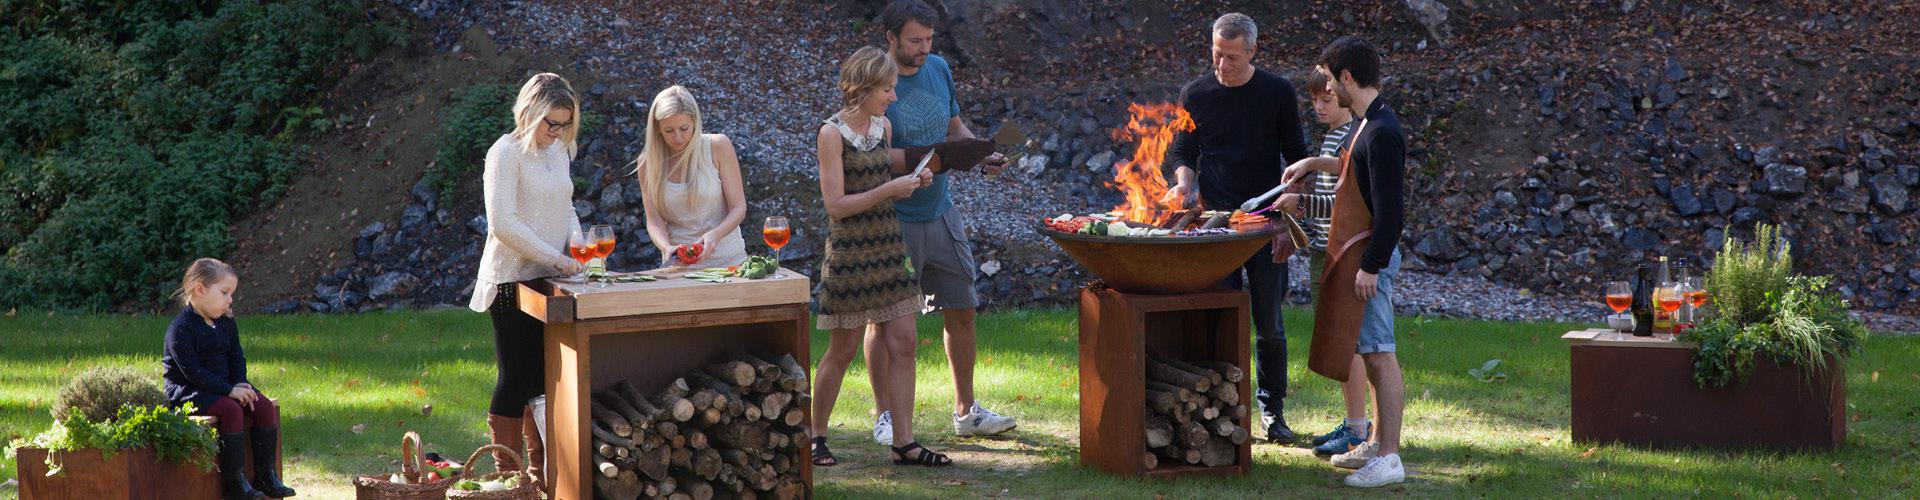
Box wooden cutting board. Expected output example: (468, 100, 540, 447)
(544, 267, 809, 319)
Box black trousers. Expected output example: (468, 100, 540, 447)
(489, 282, 545, 417)
(1222, 243, 1289, 426)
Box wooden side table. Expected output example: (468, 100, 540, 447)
(517, 270, 814, 499)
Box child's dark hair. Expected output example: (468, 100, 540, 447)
(1318, 35, 1382, 89)
(174, 258, 236, 306)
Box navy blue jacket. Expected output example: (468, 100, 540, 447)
(162, 307, 249, 410)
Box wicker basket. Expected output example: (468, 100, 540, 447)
(444, 443, 538, 500)
(354, 432, 455, 500)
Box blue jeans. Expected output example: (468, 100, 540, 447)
(1222, 243, 1289, 426)
(1356, 249, 1403, 354)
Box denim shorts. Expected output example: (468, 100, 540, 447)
(1356, 249, 1403, 354)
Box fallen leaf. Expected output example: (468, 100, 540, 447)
(1870, 371, 1878, 382)
(1831, 462, 1846, 476)
(943, 479, 967, 486)
(1578, 447, 1597, 459)
(350, 423, 366, 434)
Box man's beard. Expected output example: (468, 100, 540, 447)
(895, 52, 925, 69)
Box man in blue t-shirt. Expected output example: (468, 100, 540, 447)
(864, 0, 1018, 442)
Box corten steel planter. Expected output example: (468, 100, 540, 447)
(1038, 223, 1282, 294)
(1562, 329, 1846, 450)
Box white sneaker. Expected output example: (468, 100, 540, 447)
(953, 405, 1018, 436)
(1344, 453, 1406, 488)
(1331, 440, 1377, 469)
(872, 410, 894, 445)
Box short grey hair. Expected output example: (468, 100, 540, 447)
(1213, 13, 1257, 46)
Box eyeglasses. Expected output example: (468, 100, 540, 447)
(542, 118, 574, 132)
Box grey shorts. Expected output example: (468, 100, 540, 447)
(900, 209, 980, 311)
(1357, 249, 1403, 354)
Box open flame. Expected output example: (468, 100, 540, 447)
(1106, 103, 1195, 226)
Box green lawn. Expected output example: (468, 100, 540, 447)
(2, 307, 1916, 498)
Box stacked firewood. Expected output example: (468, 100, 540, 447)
(1141, 352, 1250, 469)
(589, 351, 811, 500)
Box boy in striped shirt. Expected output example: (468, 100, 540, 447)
(1296, 67, 1372, 459)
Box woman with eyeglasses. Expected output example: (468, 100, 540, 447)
(467, 72, 586, 493)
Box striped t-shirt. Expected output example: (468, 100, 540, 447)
(1304, 121, 1355, 250)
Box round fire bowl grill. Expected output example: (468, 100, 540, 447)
(1038, 222, 1282, 294)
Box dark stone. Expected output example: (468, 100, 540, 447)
(1705, 227, 1726, 251)
(1712, 187, 1738, 214)
(468, 215, 488, 235)
(1663, 58, 1688, 82)
(372, 233, 396, 260)
(359, 221, 387, 239)
(400, 204, 429, 230)
(1731, 206, 1769, 227)
(1869, 172, 1909, 213)
(1763, 163, 1807, 196)
(1542, 214, 1567, 237)
(573, 200, 594, 219)
(1669, 184, 1703, 216)
(1831, 187, 1870, 214)
(367, 272, 420, 301)
(1531, 189, 1556, 210)
(1754, 146, 1780, 166)
(1493, 190, 1519, 209)
(410, 177, 438, 211)
(1869, 221, 1906, 245)
(1733, 143, 1754, 164)
(1623, 228, 1659, 250)
(303, 301, 330, 313)
(1655, 84, 1679, 107)
(1414, 228, 1466, 261)
(262, 299, 301, 315)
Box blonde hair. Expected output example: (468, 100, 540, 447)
(635, 86, 715, 213)
(510, 73, 581, 156)
(174, 258, 236, 306)
(837, 46, 898, 117)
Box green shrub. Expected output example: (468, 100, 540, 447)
(1690, 224, 1866, 387)
(6, 404, 217, 472)
(0, 0, 396, 311)
(52, 366, 167, 424)
(427, 83, 518, 201)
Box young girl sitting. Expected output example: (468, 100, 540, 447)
(162, 258, 294, 499)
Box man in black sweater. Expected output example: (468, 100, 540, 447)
(1164, 12, 1313, 444)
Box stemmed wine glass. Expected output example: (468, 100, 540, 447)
(589, 224, 615, 287)
(1604, 281, 1631, 331)
(567, 226, 595, 284)
(763, 216, 790, 278)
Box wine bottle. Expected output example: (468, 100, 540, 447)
(1632, 264, 1654, 337)
(1652, 256, 1673, 333)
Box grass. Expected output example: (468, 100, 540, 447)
(2, 307, 1917, 498)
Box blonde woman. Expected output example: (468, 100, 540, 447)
(468, 72, 585, 490)
(809, 45, 958, 468)
(635, 85, 749, 268)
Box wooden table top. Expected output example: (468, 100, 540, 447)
(540, 267, 811, 320)
(1560, 328, 1698, 349)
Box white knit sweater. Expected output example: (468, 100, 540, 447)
(468, 134, 580, 312)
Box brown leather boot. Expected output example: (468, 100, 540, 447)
(521, 405, 547, 495)
(484, 413, 524, 473)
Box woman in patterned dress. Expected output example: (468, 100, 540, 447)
(808, 46, 953, 467)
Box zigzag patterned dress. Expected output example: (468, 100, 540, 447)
(815, 115, 923, 330)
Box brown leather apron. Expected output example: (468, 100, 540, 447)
(1310, 120, 1373, 382)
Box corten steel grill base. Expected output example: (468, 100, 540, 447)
(1040, 223, 1281, 294)
(1078, 286, 1252, 478)
(1562, 329, 1845, 450)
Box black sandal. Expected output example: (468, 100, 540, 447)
(811, 437, 838, 466)
(890, 441, 952, 467)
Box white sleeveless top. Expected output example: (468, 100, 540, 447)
(657, 138, 747, 267)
